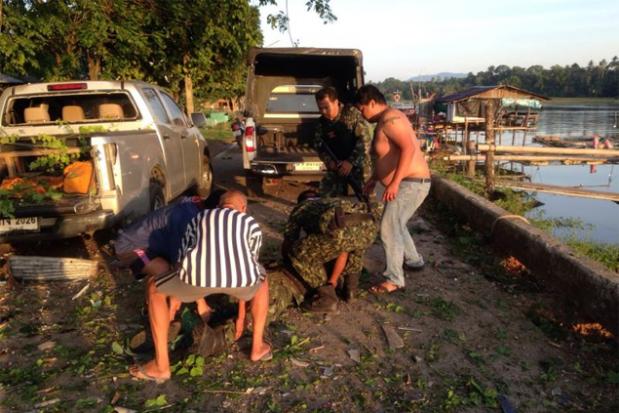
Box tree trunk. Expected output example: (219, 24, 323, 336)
(87, 53, 100, 80)
(183, 53, 194, 115)
(184, 74, 194, 115)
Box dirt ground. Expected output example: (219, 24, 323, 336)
(0, 141, 617, 413)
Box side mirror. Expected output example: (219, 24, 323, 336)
(256, 125, 268, 136)
(191, 112, 207, 128)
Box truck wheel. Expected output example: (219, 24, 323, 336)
(149, 181, 166, 211)
(244, 172, 263, 197)
(196, 158, 214, 197)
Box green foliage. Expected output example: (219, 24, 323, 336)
(146, 0, 263, 106)
(429, 297, 461, 321)
(0, 135, 17, 145)
(144, 394, 168, 408)
(606, 371, 619, 385)
(27, 134, 79, 173)
(111, 341, 124, 355)
(385, 302, 404, 313)
(0, 194, 16, 218)
(171, 354, 206, 377)
(278, 334, 310, 358)
(1, 1, 337, 110)
(0, 134, 91, 216)
(465, 377, 499, 407)
(0, 178, 63, 217)
(259, 0, 336, 32)
(78, 125, 107, 134)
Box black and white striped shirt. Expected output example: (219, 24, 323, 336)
(177, 208, 263, 288)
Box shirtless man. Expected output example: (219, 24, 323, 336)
(354, 85, 431, 294)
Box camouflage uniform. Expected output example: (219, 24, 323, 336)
(266, 268, 306, 323)
(283, 197, 383, 291)
(313, 104, 374, 197)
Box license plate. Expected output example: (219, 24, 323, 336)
(293, 162, 323, 172)
(0, 217, 40, 233)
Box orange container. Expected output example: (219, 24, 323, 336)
(63, 161, 93, 194)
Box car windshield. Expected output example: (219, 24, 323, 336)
(266, 93, 318, 114)
(2, 92, 139, 126)
(264, 85, 321, 115)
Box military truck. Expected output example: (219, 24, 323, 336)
(242, 47, 364, 194)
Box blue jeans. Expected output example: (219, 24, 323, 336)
(380, 181, 430, 287)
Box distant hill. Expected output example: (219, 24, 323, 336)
(409, 72, 467, 82)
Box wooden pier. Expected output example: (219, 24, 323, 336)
(494, 180, 619, 202)
(477, 144, 619, 158)
(439, 154, 608, 165)
(434, 144, 619, 202)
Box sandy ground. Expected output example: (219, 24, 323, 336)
(0, 140, 617, 413)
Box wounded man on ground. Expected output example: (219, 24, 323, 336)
(281, 189, 383, 312)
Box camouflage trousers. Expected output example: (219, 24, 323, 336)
(266, 268, 306, 323)
(287, 225, 376, 289)
(319, 169, 365, 198)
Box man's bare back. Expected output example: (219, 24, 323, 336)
(373, 108, 430, 187)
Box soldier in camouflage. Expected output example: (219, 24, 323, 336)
(282, 190, 383, 312)
(313, 86, 373, 197)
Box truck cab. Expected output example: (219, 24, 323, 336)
(243, 47, 364, 193)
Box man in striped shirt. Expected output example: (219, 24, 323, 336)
(129, 190, 270, 383)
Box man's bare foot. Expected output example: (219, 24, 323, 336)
(250, 342, 272, 362)
(129, 360, 171, 383)
(369, 281, 406, 294)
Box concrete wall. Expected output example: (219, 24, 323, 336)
(430, 175, 619, 338)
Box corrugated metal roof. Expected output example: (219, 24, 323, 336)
(438, 85, 548, 103)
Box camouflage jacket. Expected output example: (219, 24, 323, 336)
(312, 104, 373, 180)
(283, 197, 383, 243)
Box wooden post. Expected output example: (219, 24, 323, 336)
(466, 139, 476, 177)
(463, 118, 469, 154)
(463, 117, 475, 176)
(484, 100, 496, 193)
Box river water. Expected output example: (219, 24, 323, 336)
(515, 104, 619, 245)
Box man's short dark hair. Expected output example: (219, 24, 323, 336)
(354, 85, 387, 105)
(204, 189, 226, 209)
(315, 86, 338, 102)
(297, 189, 319, 204)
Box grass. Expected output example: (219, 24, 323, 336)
(199, 121, 234, 141)
(566, 238, 619, 272)
(432, 167, 619, 273)
(429, 297, 461, 321)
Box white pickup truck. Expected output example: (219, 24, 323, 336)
(0, 80, 213, 242)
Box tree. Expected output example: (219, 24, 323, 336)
(259, 0, 336, 31)
(0, 0, 337, 111)
(142, 0, 263, 114)
(0, 0, 152, 81)
(0, 1, 47, 78)
(371, 57, 619, 99)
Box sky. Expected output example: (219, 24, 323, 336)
(258, 0, 619, 82)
